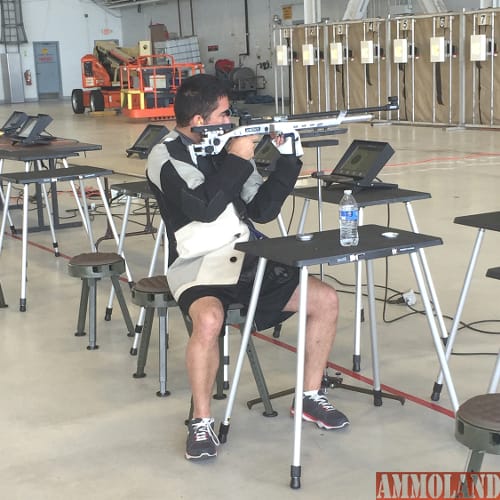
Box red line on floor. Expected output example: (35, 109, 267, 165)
(5, 232, 73, 259)
(4, 230, 455, 419)
(252, 331, 455, 419)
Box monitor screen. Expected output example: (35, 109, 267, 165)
(12, 114, 53, 144)
(17, 116, 38, 139)
(1, 111, 28, 134)
(335, 141, 389, 178)
(126, 124, 169, 158)
(136, 125, 168, 149)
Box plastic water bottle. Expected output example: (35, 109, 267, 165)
(339, 189, 359, 246)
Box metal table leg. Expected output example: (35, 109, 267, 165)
(290, 266, 308, 489)
(408, 252, 459, 412)
(20, 183, 29, 311)
(219, 257, 268, 443)
(0, 182, 12, 252)
(431, 228, 485, 401)
(405, 202, 448, 340)
(105, 195, 132, 320)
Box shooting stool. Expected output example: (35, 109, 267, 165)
(130, 275, 277, 417)
(131, 275, 177, 397)
(455, 394, 500, 474)
(454, 265, 500, 477)
(68, 252, 135, 350)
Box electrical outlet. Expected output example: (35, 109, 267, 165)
(403, 289, 416, 306)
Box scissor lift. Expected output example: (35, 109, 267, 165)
(120, 54, 203, 119)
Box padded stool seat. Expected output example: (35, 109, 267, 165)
(455, 393, 500, 473)
(68, 252, 134, 350)
(68, 252, 126, 278)
(131, 275, 177, 397)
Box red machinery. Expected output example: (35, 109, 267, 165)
(71, 43, 203, 119)
(119, 54, 203, 119)
(71, 41, 137, 114)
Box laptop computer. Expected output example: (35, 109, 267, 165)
(314, 139, 397, 192)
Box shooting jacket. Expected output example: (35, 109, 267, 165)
(146, 129, 302, 302)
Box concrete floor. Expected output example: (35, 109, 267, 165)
(0, 100, 499, 499)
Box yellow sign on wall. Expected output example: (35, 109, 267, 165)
(282, 5, 292, 21)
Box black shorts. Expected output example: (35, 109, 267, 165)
(177, 255, 299, 331)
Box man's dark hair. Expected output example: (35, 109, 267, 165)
(174, 74, 229, 127)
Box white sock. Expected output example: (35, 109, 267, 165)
(303, 389, 319, 397)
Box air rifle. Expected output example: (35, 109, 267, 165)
(190, 97, 398, 156)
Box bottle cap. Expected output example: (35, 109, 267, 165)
(344, 189, 352, 194)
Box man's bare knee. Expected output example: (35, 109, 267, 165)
(189, 298, 225, 340)
(309, 280, 338, 318)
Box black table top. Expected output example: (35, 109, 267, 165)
(454, 211, 500, 232)
(110, 180, 153, 199)
(235, 224, 442, 268)
(294, 185, 430, 207)
(0, 138, 101, 161)
(0, 165, 113, 184)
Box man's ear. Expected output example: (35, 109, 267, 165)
(191, 114, 204, 127)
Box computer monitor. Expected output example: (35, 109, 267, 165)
(126, 124, 169, 158)
(334, 140, 392, 179)
(0, 111, 29, 135)
(11, 114, 53, 145)
(318, 139, 396, 191)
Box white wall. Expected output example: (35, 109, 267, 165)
(0, 0, 123, 101)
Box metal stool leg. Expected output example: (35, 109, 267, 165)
(131, 219, 166, 355)
(75, 279, 89, 337)
(213, 331, 227, 400)
(245, 335, 277, 417)
(457, 451, 486, 497)
(157, 307, 170, 397)
(465, 450, 485, 473)
(0, 281, 7, 308)
(87, 278, 98, 350)
(110, 275, 135, 337)
(133, 307, 154, 379)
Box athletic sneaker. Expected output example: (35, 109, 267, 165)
(290, 392, 350, 430)
(185, 417, 220, 460)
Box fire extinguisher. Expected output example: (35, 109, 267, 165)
(24, 69, 32, 85)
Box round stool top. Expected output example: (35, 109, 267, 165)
(134, 275, 171, 295)
(457, 393, 500, 431)
(69, 252, 123, 267)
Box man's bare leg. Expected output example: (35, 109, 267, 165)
(284, 276, 348, 429)
(186, 296, 225, 418)
(185, 296, 225, 460)
(283, 276, 339, 391)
